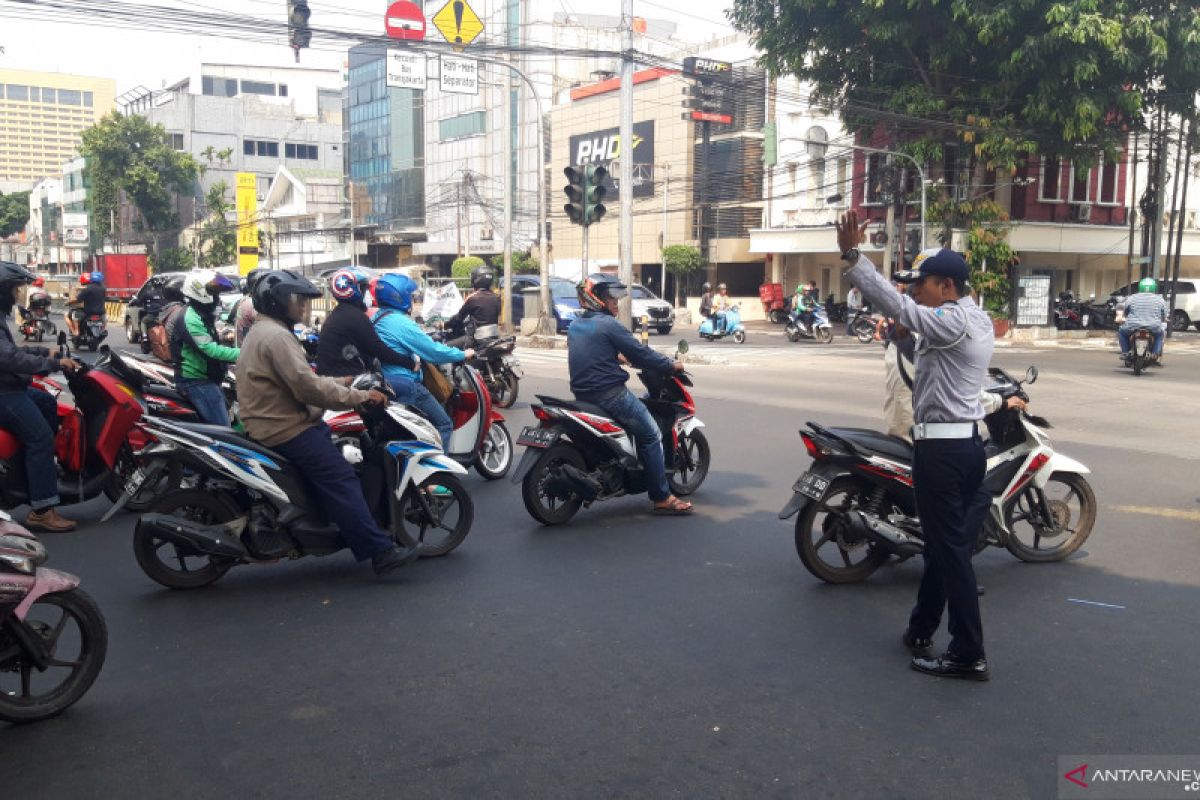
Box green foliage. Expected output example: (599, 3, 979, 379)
(488, 251, 540, 275)
(661, 245, 705, 276)
(451, 256, 486, 283)
(195, 181, 237, 269)
(79, 112, 198, 240)
(927, 198, 1017, 318)
(0, 191, 31, 238)
(151, 247, 192, 272)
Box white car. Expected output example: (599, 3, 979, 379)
(630, 283, 675, 334)
(1109, 279, 1200, 331)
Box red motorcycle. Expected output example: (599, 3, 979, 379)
(325, 360, 513, 480)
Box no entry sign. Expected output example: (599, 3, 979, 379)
(385, 1, 426, 41)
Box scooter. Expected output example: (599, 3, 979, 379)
(444, 317, 522, 409)
(70, 313, 108, 352)
(779, 366, 1095, 584)
(0, 512, 107, 723)
(131, 365, 474, 589)
(513, 341, 709, 525)
(785, 303, 834, 344)
(1123, 327, 1160, 376)
(325, 358, 513, 480)
(17, 303, 56, 343)
(698, 305, 746, 343)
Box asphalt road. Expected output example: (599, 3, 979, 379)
(4, 320, 1199, 798)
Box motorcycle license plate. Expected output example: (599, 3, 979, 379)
(517, 426, 557, 449)
(793, 471, 830, 500)
(506, 357, 524, 378)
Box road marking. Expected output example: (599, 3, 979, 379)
(1110, 505, 1200, 522)
(1067, 598, 1127, 610)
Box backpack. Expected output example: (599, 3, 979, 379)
(172, 306, 228, 383)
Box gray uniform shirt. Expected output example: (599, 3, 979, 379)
(846, 256, 994, 423)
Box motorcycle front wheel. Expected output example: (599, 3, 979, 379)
(854, 319, 876, 344)
(521, 443, 587, 525)
(133, 489, 240, 589)
(0, 588, 108, 724)
(104, 445, 182, 513)
(1003, 472, 1096, 562)
(669, 429, 710, 496)
(732, 329, 747, 344)
(794, 477, 888, 583)
(475, 421, 514, 480)
(400, 473, 474, 557)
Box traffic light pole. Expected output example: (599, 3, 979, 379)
(617, 0, 635, 329)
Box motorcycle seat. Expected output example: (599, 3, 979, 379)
(824, 426, 913, 461)
(173, 422, 291, 469)
(536, 395, 615, 420)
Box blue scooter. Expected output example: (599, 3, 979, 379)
(698, 304, 746, 343)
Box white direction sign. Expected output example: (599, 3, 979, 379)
(440, 56, 479, 95)
(386, 51, 427, 90)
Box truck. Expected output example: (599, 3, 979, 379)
(92, 253, 150, 301)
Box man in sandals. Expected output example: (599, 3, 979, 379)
(568, 276, 694, 515)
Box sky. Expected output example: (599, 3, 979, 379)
(0, 0, 736, 94)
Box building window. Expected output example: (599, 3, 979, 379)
(241, 80, 277, 96)
(279, 84, 288, 97)
(202, 76, 238, 97)
(40, 87, 55, 103)
(438, 110, 486, 141)
(58, 89, 82, 106)
(83, 91, 93, 107)
(169, 133, 185, 151)
(285, 143, 319, 160)
(834, 156, 851, 205)
(28, 87, 40, 102)
(244, 139, 279, 158)
(1039, 155, 1065, 202)
(1070, 163, 1091, 203)
(5, 84, 28, 101)
(1097, 155, 1119, 205)
(864, 153, 888, 205)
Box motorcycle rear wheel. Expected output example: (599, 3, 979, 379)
(732, 329, 747, 344)
(0, 588, 108, 724)
(491, 372, 519, 409)
(668, 429, 710, 496)
(1003, 472, 1095, 563)
(794, 477, 888, 583)
(133, 490, 240, 589)
(816, 326, 834, 344)
(474, 421, 513, 480)
(400, 474, 474, 557)
(522, 443, 587, 525)
(854, 319, 876, 344)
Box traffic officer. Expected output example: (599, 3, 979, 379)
(836, 210, 995, 681)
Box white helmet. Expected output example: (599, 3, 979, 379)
(182, 269, 234, 305)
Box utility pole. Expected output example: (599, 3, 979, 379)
(617, 0, 635, 328)
(500, 58, 514, 334)
(660, 162, 669, 300)
(882, 158, 895, 276)
(349, 180, 357, 269)
(1168, 116, 1193, 337)
(1125, 131, 1139, 292)
(1150, 108, 1170, 278)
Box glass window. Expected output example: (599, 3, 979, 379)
(41, 87, 55, 103)
(202, 76, 237, 97)
(243, 139, 255, 156)
(279, 84, 288, 97)
(1040, 156, 1065, 202)
(257, 140, 278, 157)
(83, 91, 93, 107)
(28, 87, 40, 102)
(864, 153, 888, 205)
(240, 80, 277, 96)
(438, 111, 487, 141)
(169, 133, 185, 151)
(58, 89, 81, 105)
(1070, 163, 1091, 203)
(6, 84, 28, 101)
(1098, 156, 1119, 204)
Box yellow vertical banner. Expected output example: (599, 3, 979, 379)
(236, 172, 259, 276)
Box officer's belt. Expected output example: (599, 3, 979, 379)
(911, 422, 976, 440)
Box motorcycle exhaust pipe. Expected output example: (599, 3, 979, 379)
(847, 510, 923, 557)
(136, 513, 248, 560)
(548, 463, 601, 501)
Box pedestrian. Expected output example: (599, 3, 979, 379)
(837, 210, 995, 681)
(846, 285, 863, 336)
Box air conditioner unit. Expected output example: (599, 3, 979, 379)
(1069, 203, 1092, 222)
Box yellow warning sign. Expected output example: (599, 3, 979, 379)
(432, 0, 484, 47)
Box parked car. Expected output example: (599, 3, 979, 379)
(1108, 279, 1200, 331)
(501, 276, 580, 333)
(630, 283, 675, 334)
(123, 273, 176, 345)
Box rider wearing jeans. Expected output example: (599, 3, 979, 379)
(568, 275, 693, 515)
(173, 270, 239, 426)
(0, 261, 81, 532)
(1117, 277, 1168, 359)
(368, 273, 472, 452)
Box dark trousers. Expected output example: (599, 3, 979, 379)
(271, 424, 396, 561)
(908, 434, 990, 661)
(0, 387, 60, 509)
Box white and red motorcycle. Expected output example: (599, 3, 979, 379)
(781, 366, 1096, 583)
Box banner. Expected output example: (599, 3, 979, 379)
(568, 120, 656, 199)
(235, 172, 259, 276)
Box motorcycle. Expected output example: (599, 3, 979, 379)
(440, 317, 522, 409)
(849, 308, 881, 343)
(1124, 327, 1160, 376)
(785, 303, 834, 344)
(17, 303, 56, 344)
(70, 313, 108, 352)
(1053, 292, 1092, 330)
(131, 362, 474, 589)
(0, 512, 107, 723)
(779, 366, 1096, 583)
(824, 293, 849, 324)
(698, 305, 746, 343)
(325, 356, 513, 480)
(513, 341, 710, 525)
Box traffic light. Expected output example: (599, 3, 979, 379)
(563, 165, 608, 227)
(288, 1, 312, 56)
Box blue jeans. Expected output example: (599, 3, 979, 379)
(586, 387, 671, 502)
(272, 424, 396, 561)
(178, 378, 229, 426)
(387, 378, 454, 452)
(0, 388, 60, 509)
(1118, 325, 1164, 355)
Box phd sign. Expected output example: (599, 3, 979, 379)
(568, 120, 655, 200)
(386, 51, 427, 90)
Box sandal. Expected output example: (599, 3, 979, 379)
(652, 496, 694, 515)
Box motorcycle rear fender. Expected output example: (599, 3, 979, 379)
(779, 462, 844, 520)
(13, 567, 81, 620)
(512, 447, 541, 484)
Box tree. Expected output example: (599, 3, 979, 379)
(79, 112, 198, 249)
(451, 256, 486, 286)
(0, 191, 31, 238)
(488, 251, 539, 275)
(194, 181, 237, 269)
(151, 247, 192, 272)
(662, 244, 705, 307)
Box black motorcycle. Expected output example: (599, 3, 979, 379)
(70, 312, 108, 352)
(849, 308, 879, 343)
(1123, 327, 1159, 375)
(442, 317, 521, 408)
(17, 304, 56, 343)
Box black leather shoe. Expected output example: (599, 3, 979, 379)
(911, 652, 990, 681)
(372, 544, 421, 576)
(902, 630, 934, 657)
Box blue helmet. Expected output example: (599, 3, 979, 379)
(89, 271, 103, 284)
(370, 273, 419, 313)
(330, 267, 370, 304)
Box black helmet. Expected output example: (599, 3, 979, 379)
(239, 267, 266, 295)
(702, 282, 711, 292)
(252, 269, 321, 324)
(470, 265, 495, 290)
(162, 275, 185, 303)
(577, 275, 628, 313)
(0, 262, 36, 311)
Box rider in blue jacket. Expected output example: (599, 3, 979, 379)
(368, 273, 473, 450)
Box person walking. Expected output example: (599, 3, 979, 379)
(837, 210, 995, 681)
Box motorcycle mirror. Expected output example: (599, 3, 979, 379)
(1024, 365, 1038, 385)
(371, 357, 383, 375)
(676, 339, 689, 355)
(341, 344, 361, 363)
